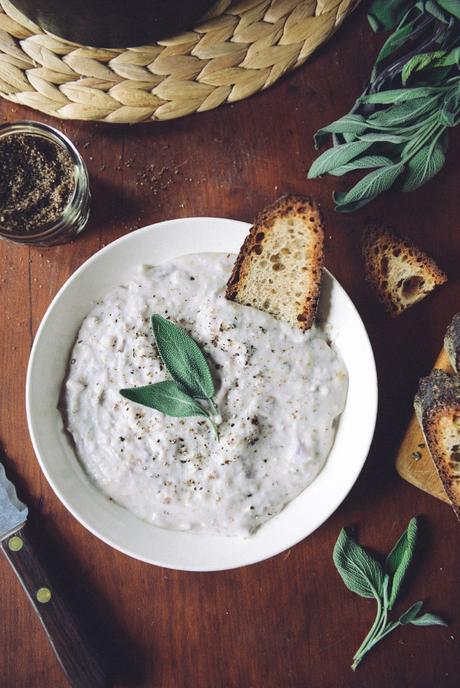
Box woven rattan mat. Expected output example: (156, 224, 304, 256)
(0, 0, 359, 123)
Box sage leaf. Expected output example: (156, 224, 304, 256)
(151, 314, 214, 400)
(402, 48, 460, 86)
(384, 517, 418, 609)
(342, 132, 359, 143)
(425, 0, 451, 22)
(359, 87, 444, 105)
(401, 139, 446, 192)
(439, 83, 460, 126)
(399, 601, 424, 625)
(368, 0, 413, 31)
(382, 573, 390, 609)
(308, 141, 372, 178)
(314, 114, 367, 149)
(367, 98, 437, 128)
(359, 132, 409, 143)
(372, 17, 416, 76)
(333, 163, 405, 212)
(402, 51, 451, 85)
(334, 517, 448, 671)
(410, 612, 448, 627)
(120, 381, 209, 419)
(329, 155, 393, 176)
(310, 0, 460, 212)
(333, 528, 384, 599)
(437, 0, 460, 20)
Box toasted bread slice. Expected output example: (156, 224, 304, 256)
(226, 194, 324, 331)
(362, 222, 447, 316)
(444, 312, 460, 373)
(414, 369, 460, 519)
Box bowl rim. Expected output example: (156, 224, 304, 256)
(26, 217, 378, 571)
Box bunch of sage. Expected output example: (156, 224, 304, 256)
(333, 517, 447, 670)
(308, 0, 460, 211)
(120, 315, 219, 439)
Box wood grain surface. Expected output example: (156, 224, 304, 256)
(1, 6, 459, 687)
(1, 526, 111, 687)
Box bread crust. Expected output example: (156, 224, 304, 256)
(226, 194, 324, 331)
(414, 369, 460, 519)
(444, 312, 460, 373)
(362, 221, 447, 316)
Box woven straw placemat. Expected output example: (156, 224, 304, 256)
(0, 0, 360, 123)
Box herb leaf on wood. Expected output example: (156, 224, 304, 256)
(333, 517, 447, 670)
(308, 141, 372, 177)
(333, 528, 384, 599)
(308, 0, 460, 211)
(333, 163, 405, 212)
(401, 137, 447, 191)
(410, 612, 448, 627)
(384, 516, 418, 608)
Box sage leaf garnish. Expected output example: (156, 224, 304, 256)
(333, 517, 447, 671)
(308, 0, 460, 211)
(120, 315, 219, 439)
(120, 381, 209, 419)
(151, 315, 214, 400)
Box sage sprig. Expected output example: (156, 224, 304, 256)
(120, 315, 219, 439)
(308, 0, 460, 211)
(333, 517, 447, 670)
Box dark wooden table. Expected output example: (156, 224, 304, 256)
(1, 5, 459, 687)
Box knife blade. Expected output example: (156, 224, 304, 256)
(0, 458, 111, 687)
(0, 462, 28, 540)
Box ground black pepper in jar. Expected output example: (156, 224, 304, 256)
(0, 121, 90, 246)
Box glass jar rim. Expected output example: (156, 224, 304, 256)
(0, 120, 89, 241)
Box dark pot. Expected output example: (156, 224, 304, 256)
(9, 0, 217, 48)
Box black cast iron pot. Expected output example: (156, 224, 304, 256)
(9, 0, 216, 48)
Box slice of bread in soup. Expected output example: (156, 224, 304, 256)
(226, 194, 324, 331)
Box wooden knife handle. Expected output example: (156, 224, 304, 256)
(1, 525, 111, 688)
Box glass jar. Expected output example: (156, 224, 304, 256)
(0, 121, 90, 246)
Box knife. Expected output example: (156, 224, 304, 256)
(0, 460, 111, 687)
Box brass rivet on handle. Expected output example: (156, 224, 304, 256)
(8, 535, 23, 552)
(36, 587, 52, 604)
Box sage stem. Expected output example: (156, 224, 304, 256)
(351, 596, 382, 671)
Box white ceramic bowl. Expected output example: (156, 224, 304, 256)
(26, 218, 377, 571)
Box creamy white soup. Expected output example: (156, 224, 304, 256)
(64, 253, 348, 537)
